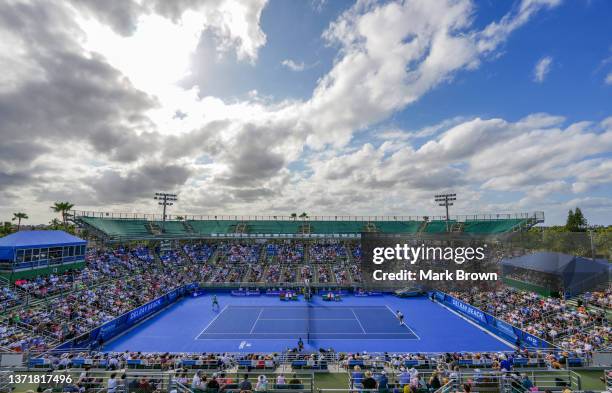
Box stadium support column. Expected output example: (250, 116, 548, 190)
(154, 192, 177, 231)
(434, 193, 456, 232)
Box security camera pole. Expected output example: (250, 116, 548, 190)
(434, 193, 456, 232)
(154, 192, 177, 230)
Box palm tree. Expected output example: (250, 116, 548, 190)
(0, 221, 13, 236)
(50, 201, 74, 228)
(48, 218, 62, 230)
(299, 212, 308, 221)
(12, 212, 28, 231)
(290, 213, 297, 221)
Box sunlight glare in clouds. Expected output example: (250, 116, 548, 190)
(77, 11, 211, 135)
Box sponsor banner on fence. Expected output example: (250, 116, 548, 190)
(494, 319, 518, 341)
(56, 284, 194, 350)
(128, 297, 165, 323)
(447, 296, 487, 324)
(437, 291, 549, 349)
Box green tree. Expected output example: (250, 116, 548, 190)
(299, 212, 308, 220)
(48, 218, 63, 230)
(12, 212, 28, 230)
(565, 209, 576, 231)
(565, 207, 587, 232)
(573, 207, 587, 231)
(0, 221, 13, 236)
(290, 213, 297, 221)
(50, 202, 74, 228)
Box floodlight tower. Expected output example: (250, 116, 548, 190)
(434, 193, 456, 232)
(154, 192, 177, 223)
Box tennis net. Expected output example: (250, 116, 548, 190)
(306, 285, 312, 343)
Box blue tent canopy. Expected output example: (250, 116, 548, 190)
(0, 230, 86, 261)
(501, 251, 610, 296)
(0, 230, 85, 248)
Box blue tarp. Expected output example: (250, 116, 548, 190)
(501, 251, 610, 296)
(0, 230, 85, 248)
(0, 230, 86, 261)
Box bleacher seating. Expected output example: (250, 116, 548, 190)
(152, 221, 188, 235)
(187, 220, 236, 234)
(375, 221, 421, 233)
(424, 220, 454, 233)
(80, 217, 150, 238)
(247, 221, 301, 234)
(76, 214, 539, 240)
(462, 219, 526, 233)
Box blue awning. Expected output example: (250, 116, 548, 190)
(0, 230, 86, 249)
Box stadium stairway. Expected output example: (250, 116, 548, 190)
(210, 247, 221, 264)
(451, 222, 465, 232)
(364, 222, 377, 232)
(153, 250, 163, 266)
(303, 245, 310, 264)
(234, 222, 248, 234)
(183, 221, 195, 234)
(299, 222, 312, 234)
(177, 244, 193, 264)
(566, 296, 612, 319)
(0, 276, 29, 312)
(346, 244, 354, 263)
(146, 222, 163, 235)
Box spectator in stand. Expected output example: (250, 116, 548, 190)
(362, 371, 377, 389)
(255, 375, 267, 392)
(239, 375, 252, 392)
(352, 365, 364, 387)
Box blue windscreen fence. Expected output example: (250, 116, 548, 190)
(434, 291, 553, 349)
(56, 283, 198, 350)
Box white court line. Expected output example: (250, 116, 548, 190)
(350, 308, 367, 334)
(385, 305, 421, 340)
(197, 336, 418, 340)
(194, 305, 228, 339)
(197, 332, 418, 335)
(259, 318, 355, 321)
(249, 308, 264, 334)
(225, 305, 389, 309)
(195, 305, 420, 341)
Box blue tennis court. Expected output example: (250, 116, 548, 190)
(197, 305, 418, 340)
(104, 293, 513, 353)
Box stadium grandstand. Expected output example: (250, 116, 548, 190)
(71, 210, 544, 242)
(0, 210, 610, 393)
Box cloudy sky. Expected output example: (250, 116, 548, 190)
(1, 0, 611, 225)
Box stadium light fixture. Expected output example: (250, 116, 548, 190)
(434, 193, 457, 232)
(154, 192, 178, 223)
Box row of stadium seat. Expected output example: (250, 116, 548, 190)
(463, 219, 526, 233)
(79, 216, 528, 238)
(28, 355, 583, 371)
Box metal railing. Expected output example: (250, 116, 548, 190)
(171, 371, 315, 393)
(175, 380, 193, 393)
(348, 369, 580, 393)
(435, 378, 457, 393)
(0, 370, 13, 393)
(71, 210, 543, 223)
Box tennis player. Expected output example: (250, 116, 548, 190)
(396, 310, 404, 325)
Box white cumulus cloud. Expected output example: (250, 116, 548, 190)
(281, 59, 306, 71)
(533, 56, 553, 82)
